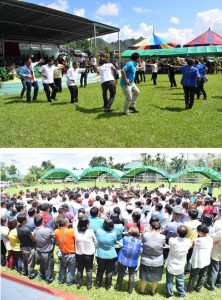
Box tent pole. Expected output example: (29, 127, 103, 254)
(40, 41, 43, 57)
(94, 25, 97, 49)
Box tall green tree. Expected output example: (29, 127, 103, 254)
(41, 160, 55, 170)
(28, 165, 44, 180)
(89, 156, 107, 168)
(140, 153, 154, 166)
(169, 155, 187, 173)
(6, 164, 18, 178)
(0, 162, 8, 181)
(108, 156, 114, 168)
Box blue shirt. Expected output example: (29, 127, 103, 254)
(89, 217, 104, 234)
(194, 63, 206, 79)
(113, 224, 124, 248)
(151, 211, 164, 224)
(164, 220, 183, 241)
(120, 60, 137, 86)
(118, 236, 141, 267)
(180, 65, 199, 87)
(95, 228, 117, 259)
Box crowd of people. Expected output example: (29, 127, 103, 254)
(0, 185, 221, 298)
(13, 51, 213, 115)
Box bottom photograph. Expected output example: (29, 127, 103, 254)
(0, 149, 221, 300)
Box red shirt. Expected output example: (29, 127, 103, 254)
(127, 222, 144, 233)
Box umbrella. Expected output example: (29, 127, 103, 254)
(184, 28, 222, 47)
(129, 34, 176, 50)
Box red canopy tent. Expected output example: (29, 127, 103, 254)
(184, 28, 222, 47)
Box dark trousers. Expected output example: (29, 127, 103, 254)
(101, 80, 116, 109)
(95, 257, 116, 288)
(76, 254, 94, 287)
(116, 262, 137, 293)
(38, 250, 54, 283)
(26, 81, 39, 102)
(54, 78, 62, 92)
(68, 85, 78, 103)
(1, 240, 6, 266)
(152, 72, 157, 85)
(185, 247, 193, 273)
(206, 259, 221, 289)
(187, 265, 209, 292)
(13, 251, 23, 273)
(20, 79, 27, 98)
(134, 71, 140, 84)
(169, 73, 177, 87)
(183, 85, 196, 109)
(43, 83, 57, 102)
(6, 250, 14, 269)
(80, 73, 87, 87)
(140, 70, 146, 82)
(21, 248, 36, 278)
(196, 78, 207, 99)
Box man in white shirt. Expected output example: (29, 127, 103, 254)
(187, 224, 213, 293)
(148, 59, 158, 85)
(166, 225, 191, 299)
(66, 61, 85, 103)
(39, 58, 63, 102)
(97, 59, 118, 112)
(140, 58, 146, 82)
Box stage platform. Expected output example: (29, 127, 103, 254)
(0, 73, 100, 97)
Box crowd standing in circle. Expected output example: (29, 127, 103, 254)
(0, 185, 221, 297)
(15, 51, 211, 115)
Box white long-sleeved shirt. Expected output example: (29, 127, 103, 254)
(191, 236, 213, 269)
(75, 228, 97, 255)
(66, 67, 85, 86)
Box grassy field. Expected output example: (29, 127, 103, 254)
(3, 182, 221, 197)
(1, 256, 220, 300)
(0, 74, 222, 147)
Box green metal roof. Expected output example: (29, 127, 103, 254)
(122, 166, 170, 180)
(169, 167, 221, 182)
(79, 167, 124, 181)
(122, 45, 222, 58)
(40, 168, 79, 181)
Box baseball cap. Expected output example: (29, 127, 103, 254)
(173, 206, 184, 215)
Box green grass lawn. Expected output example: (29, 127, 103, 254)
(1, 256, 221, 300)
(0, 74, 222, 147)
(3, 182, 221, 197)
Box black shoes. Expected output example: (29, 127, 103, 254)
(129, 106, 139, 113)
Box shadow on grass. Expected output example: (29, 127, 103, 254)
(96, 111, 123, 119)
(217, 109, 222, 112)
(51, 101, 70, 106)
(153, 104, 185, 112)
(76, 105, 105, 114)
(211, 96, 222, 99)
(171, 92, 184, 95)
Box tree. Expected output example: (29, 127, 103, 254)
(28, 165, 44, 180)
(169, 155, 187, 173)
(154, 153, 168, 170)
(108, 156, 114, 168)
(41, 160, 55, 170)
(89, 156, 107, 168)
(0, 162, 8, 181)
(140, 153, 154, 166)
(6, 164, 18, 178)
(113, 163, 126, 171)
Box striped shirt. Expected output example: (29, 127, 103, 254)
(118, 236, 141, 267)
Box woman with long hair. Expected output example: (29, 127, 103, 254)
(75, 216, 97, 290)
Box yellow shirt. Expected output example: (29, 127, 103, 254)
(8, 228, 20, 251)
(54, 64, 63, 79)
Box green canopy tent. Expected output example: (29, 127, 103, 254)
(40, 168, 80, 181)
(122, 45, 222, 58)
(79, 167, 124, 184)
(169, 167, 221, 192)
(122, 166, 171, 184)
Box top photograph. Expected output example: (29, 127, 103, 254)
(0, 0, 222, 148)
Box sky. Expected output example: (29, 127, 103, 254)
(24, 0, 222, 45)
(1, 149, 221, 175)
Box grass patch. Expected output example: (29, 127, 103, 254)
(0, 74, 222, 147)
(1, 258, 220, 300)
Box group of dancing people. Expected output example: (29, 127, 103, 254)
(0, 186, 221, 298)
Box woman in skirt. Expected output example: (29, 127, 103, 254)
(139, 217, 166, 295)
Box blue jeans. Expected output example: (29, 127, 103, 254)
(166, 268, 185, 297)
(26, 81, 39, 102)
(58, 253, 76, 285)
(13, 251, 23, 273)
